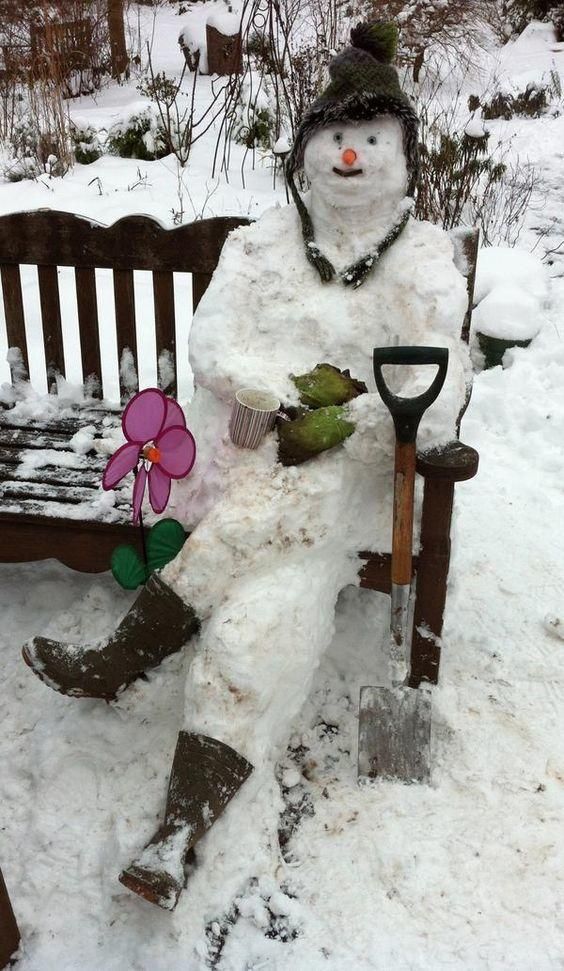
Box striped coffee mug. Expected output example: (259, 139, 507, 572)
(229, 389, 280, 449)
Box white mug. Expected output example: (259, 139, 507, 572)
(229, 388, 280, 449)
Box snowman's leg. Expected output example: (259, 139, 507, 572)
(119, 553, 354, 909)
(184, 556, 351, 763)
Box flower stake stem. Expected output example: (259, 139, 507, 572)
(138, 507, 149, 567)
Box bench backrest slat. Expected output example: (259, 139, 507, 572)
(192, 272, 213, 314)
(153, 270, 176, 397)
(75, 266, 102, 397)
(37, 264, 65, 384)
(0, 263, 28, 380)
(113, 268, 138, 400)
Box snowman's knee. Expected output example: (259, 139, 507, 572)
(182, 562, 344, 762)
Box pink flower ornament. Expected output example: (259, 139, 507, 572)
(102, 389, 196, 523)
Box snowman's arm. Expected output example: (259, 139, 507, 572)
(189, 223, 299, 406)
(346, 239, 471, 459)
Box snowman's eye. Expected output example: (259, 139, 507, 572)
(333, 132, 343, 145)
(367, 135, 377, 145)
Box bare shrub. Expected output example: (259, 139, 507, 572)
(415, 81, 538, 246)
(140, 47, 235, 166)
(360, 0, 489, 81)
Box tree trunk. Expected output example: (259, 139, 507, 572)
(108, 0, 128, 79)
(412, 48, 425, 84)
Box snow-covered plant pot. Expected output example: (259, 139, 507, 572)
(476, 331, 534, 369)
(206, 13, 242, 76)
(473, 286, 540, 368)
(472, 247, 547, 368)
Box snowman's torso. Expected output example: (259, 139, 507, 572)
(170, 202, 469, 540)
(189, 203, 468, 407)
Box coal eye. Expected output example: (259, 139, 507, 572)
(333, 132, 343, 145)
(367, 135, 377, 145)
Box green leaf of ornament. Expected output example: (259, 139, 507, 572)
(146, 518, 187, 573)
(111, 544, 148, 590)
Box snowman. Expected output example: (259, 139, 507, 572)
(22, 22, 470, 910)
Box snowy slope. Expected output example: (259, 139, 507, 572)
(1, 6, 564, 970)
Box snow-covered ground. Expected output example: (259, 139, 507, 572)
(1, 6, 564, 969)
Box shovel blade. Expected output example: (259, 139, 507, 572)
(358, 684, 432, 784)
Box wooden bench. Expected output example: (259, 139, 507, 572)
(0, 210, 479, 687)
(0, 865, 19, 970)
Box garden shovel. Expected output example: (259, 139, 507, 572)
(358, 346, 449, 785)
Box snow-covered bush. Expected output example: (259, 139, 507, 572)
(480, 77, 559, 119)
(107, 107, 168, 160)
(550, 3, 564, 38)
(138, 58, 229, 166)
(70, 122, 103, 163)
(492, 0, 564, 38)
(500, 0, 554, 33)
(416, 89, 537, 245)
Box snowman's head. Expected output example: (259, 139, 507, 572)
(303, 117, 408, 210)
(285, 20, 419, 284)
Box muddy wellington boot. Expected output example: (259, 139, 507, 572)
(119, 731, 253, 910)
(21, 574, 199, 701)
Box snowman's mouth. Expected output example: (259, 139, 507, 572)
(332, 166, 363, 178)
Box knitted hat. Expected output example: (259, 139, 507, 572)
(286, 21, 419, 288)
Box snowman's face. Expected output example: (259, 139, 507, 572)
(303, 117, 408, 209)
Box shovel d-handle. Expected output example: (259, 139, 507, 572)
(373, 346, 449, 638)
(373, 346, 449, 445)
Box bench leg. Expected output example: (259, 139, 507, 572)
(408, 477, 455, 688)
(0, 867, 20, 969)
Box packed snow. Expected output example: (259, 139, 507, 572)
(1, 4, 564, 970)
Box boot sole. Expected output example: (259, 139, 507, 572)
(119, 865, 182, 911)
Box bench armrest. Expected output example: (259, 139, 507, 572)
(416, 441, 479, 482)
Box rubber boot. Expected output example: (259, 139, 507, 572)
(119, 732, 253, 911)
(21, 574, 199, 701)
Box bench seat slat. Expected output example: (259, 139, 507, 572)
(0, 496, 132, 522)
(37, 264, 65, 388)
(0, 427, 96, 451)
(1, 264, 29, 379)
(0, 480, 106, 505)
(0, 409, 119, 433)
(0, 461, 103, 489)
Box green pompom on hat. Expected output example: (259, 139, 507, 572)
(286, 21, 419, 288)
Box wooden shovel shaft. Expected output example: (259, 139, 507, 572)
(392, 441, 416, 586)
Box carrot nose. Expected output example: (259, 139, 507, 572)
(342, 148, 357, 167)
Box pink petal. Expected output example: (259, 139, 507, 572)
(122, 388, 167, 444)
(148, 464, 171, 514)
(155, 426, 196, 479)
(161, 397, 186, 432)
(132, 465, 147, 524)
(102, 442, 140, 491)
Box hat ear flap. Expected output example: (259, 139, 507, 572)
(286, 163, 336, 284)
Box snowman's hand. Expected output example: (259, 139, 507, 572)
(291, 363, 367, 409)
(277, 405, 355, 466)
